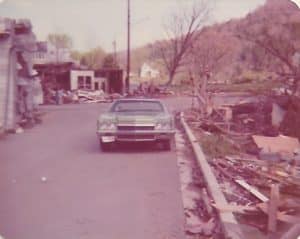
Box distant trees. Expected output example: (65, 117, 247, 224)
(102, 53, 119, 68)
(237, 2, 300, 94)
(47, 33, 72, 63)
(153, 0, 211, 86)
(70, 48, 121, 70)
(71, 47, 106, 70)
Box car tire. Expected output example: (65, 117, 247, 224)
(162, 140, 171, 151)
(100, 141, 113, 152)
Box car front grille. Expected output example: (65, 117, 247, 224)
(117, 134, 155, 140)
(117, 125, 155, 131)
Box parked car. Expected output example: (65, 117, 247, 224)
(96, 98, 175, 151)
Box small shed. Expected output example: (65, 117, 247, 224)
(95, 68, 123, 94)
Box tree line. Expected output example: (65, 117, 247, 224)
(47, 33, 119, 69)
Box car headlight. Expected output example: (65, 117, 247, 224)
(155, 122, 171, 130)
(98, 122, 116, 130)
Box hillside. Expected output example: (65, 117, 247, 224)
(120, 0, 300, 88)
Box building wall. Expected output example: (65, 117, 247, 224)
(33, 42, 72, 65)
(140, 63, 160, 79)
(0, 18, 38, 130)
(0, 20, 17, 130)
(70, 70, 95, 90)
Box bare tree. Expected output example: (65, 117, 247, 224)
(154, 0, 211, 86)
(236, 2, 300, 94)
(189, 29, 235, 113)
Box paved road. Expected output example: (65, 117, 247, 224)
(0, 97, 192, 239)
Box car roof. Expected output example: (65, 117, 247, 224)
(114, 98, 163, 103)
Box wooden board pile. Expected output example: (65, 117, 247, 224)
(184, 105, 300, 237)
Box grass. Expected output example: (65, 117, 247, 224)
(193, 129, 240, 159)
(208, 80, 283, 95)
(165, 79, 284, 96)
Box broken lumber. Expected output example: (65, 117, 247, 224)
(268, 184, 279, 234)
(235, 179, 269, 203)
(258, 203, 300, 224)
(252, 135, 300, 154)
(212, 203, 258, 214)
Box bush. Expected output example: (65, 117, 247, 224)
(197, 133, 239, 158)
(279, 96, 300, 140)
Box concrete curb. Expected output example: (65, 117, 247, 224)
(180, 112, 243, 239)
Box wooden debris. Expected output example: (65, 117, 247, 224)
(235, 180, 269, 203)
(258, 203, 300, 224)
(186, 218, 216, 236)
(252, 135, 300, 154)
(268, 184, 279, 234)
(212, 203, 258, 214)
(183, 103, 300, 236)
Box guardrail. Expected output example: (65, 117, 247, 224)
(180, 112, 243, 239)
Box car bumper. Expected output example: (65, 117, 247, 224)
(97, 130, 175, 142)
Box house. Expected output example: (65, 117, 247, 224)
(33, 41, 73, 65)
(140, 63, 160, 79)
(70, 69, 105, 91)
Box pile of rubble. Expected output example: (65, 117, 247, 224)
(185, 94, 300, 237)
(44, 89, 123, 105)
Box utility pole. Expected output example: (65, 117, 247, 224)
(113, 40, 117, 65)
(126, 0, 130, 94)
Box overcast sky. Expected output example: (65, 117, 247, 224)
(1, 0, 292, 52)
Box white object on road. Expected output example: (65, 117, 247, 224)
(15, 127, 24, 134)
(41, 177, 47, 182)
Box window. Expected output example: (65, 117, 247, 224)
(78, 76, 84, 89)
(85, 76, 91, 89)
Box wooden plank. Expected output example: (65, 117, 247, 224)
(212, 203, 258, 214)
(235, 179, 269, 202)
(268, 184, 279, 234)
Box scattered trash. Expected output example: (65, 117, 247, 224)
(183, 93, 300, 237)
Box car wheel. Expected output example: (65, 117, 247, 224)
(161, 140, 171, 151)
(100, 141, 113, 152)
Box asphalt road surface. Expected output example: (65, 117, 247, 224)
(0, 97, 193, 239)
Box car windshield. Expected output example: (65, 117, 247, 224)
(111, 101, 164, 113)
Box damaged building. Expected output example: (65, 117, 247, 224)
(32, 41, 124, 104)
(0, 18, 42, 132)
